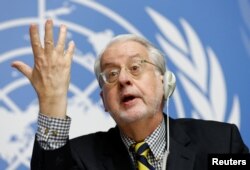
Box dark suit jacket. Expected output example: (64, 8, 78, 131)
(31, 116, 249, 170)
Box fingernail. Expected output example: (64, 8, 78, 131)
(61, 24, 67, 31)
(69, 40, 75, 46)
(46, 19, 53, 24)
(30, 23, 37, 28)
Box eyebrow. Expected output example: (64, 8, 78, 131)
(101, 63, 118, 71)
(101, 54, 143, 69)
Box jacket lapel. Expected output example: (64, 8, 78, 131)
(100, 117, 197, 170)
(101, 127, 135, 170)
(165, 117, 196, 170)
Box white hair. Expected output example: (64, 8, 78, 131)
(94, 34, 167, 87)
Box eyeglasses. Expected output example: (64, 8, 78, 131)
(99, 59, 159, 86)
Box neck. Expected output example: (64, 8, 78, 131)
(118, 112, 163, 142)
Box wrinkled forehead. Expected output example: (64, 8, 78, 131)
(100, 40, 149, 69)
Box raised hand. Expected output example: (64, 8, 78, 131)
(12, 20, 75, 118)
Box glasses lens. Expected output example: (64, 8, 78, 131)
(128, 60, 143, 76)
(100, 59, 154, 85)
(105, 69, 119, 83)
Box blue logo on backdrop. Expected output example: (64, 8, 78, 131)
(0, 0, 249, 169)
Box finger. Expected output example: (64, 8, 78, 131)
(64, 41, 75, 60)
(44, 19, 54, 55)
(56, 24, 67, 55)
(11, 61, 32, 80)
(29, 24, 42, 58)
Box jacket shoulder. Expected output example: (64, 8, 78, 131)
(175, 118, 235, 129)
(174, 118, 237, 140)
(173, 118, 248, 153)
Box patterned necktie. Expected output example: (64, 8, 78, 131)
(130, 141, 155, 170)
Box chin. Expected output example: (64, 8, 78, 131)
(119, 112, 146, 123)
(116, 107, 152, 123)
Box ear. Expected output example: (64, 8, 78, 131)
(160, 74, 164, 83)
(100, 91, 108, 112)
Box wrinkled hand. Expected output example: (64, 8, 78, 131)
(11, 20, 75, 118)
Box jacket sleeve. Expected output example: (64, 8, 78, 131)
(31, 136, 82, 170)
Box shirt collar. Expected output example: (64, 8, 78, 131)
(120, 118, 166, 160)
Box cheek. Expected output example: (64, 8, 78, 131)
(142, 75, 163, 96)
(103, 89, 119, 107)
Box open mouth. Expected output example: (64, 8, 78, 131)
(122, 95, 136, 103)
(121, 94, 140, 106)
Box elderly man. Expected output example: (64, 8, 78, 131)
(12, 20, 248, 170)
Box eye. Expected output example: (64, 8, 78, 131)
(129, 62, 142, 75)
(106, 69, 119, 82)
(109, 70, 118, 77)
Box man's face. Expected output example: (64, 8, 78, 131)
(100, 40, 164, 125)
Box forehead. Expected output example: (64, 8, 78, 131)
(100, 40, 149, 67)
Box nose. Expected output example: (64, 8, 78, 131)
(117, 68, 132, 86)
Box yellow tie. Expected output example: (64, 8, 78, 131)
(131, 141, 155, 170)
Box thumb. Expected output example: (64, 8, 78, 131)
(11, 61, 32, 80)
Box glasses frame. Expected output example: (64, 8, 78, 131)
(99, 59, 159, 87)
